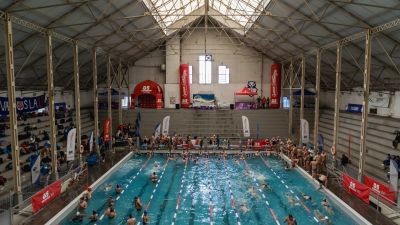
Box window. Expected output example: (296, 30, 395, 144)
(199, 55, 212, 84)
(218, 65, 230, 84)
(189, 65, 193, 84)
(121, 96, 129, 108)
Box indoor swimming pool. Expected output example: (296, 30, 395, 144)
(57, 154, 361, 225)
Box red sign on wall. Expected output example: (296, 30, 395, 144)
(32, 180, 62, 213)
(342, 174, 370, 203)
(103, 117, 111, 142)
(180, 64, 191, 108)
(270, 64, 281, 109)
(364, 175, 395, 204)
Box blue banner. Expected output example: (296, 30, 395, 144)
(192, 94, 215, 108)
(0, 95, 46, 116)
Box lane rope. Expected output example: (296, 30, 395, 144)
(223, 156, 241, 225)
(205, 157, 214, 225)
(171, 158, 188, 225)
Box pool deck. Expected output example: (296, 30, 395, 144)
(26, 148, 397, 225)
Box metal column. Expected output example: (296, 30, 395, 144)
(107, 56, 112, 151)
(73, 42, 82, 165)
(92, 49, 100, 156)
(3, 13, 22, 202)
(46, 31, 58, 179)
(314, 49, 321, 152)
(288, 60, 294, 137)
(300, 55, 306, 144)
(118, 60, 123, 126)
(358, 29, 372, 182)
(333, 41, 342, 166)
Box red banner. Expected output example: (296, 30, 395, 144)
(156, 93, 163, 109)
(270, 64, 281, 109)
(103, 117, 111, 142)
(32, 180, 62, 213)
(342, 174, 370, 203)
(364, 175, 395, 204)
(180, 64, 191, 108)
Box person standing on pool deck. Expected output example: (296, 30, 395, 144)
(284, 214, 297, 225)
(127, 214, 137, 225)
(143, 210, 149, 225)
(134, 196, 143, 211)
(151, 172, 157, 183)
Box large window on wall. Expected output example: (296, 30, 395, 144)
(189, 65, 193, 84)
(218, 65, 230, 84)
(199, 55, 212, 84)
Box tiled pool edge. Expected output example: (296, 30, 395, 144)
(45, 151, 134, 225)
(279, 153, 372, 225)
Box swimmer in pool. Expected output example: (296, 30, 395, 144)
(321, 199, 334, 215)
(286, 194, 295, 207)
(78, 197, 87, 209)
(72, 211, 83, 222)
(249, 186, 258, 198)
(283, 214, 297, 225)
(299, 191, 312, 201)
(262, 183, 273, 192)
(240, 154, 245, 160)
(154, 161, 160, 167)
(115, 184, 123, 194)
(143, 210, 149, 225)
(234, 159, 240, 165)
(104, 184, 113, 191)
(106, 207, 116, 218)
(107, 196, 114, 207)
(239, 202, 250, 213)
(127, 214, 137, 225)
(90, 210, 98, 222)
(134, 196, 143, 211)
(314, 209, 332, 224)
(151, 172, 158, 183)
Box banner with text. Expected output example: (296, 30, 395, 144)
(270, 64, 281, 108)
(31, 180, 62, 213)
(0, 95, 46, 115)
(66, 128, 76, 161)
(300, 119, 309, 144)
(242, 116, 250, 137)
(364, 175, 395, 204)
(162, 116, 170, 136)
(180, 64, 191, 108)
(342, 174, 370, 203)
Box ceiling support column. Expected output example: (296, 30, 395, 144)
(300, 55, 306, 145)
(107, 56, 113, 152)
(313, 49, 321, 153)
(288, 60, 294, 138)
(4, 13, 22, 203)
(118, 59, 123, 126)
(333, 41, 342, 167)
(46, 31, 58, 179)
(92, 49, 100, 157)
(73, 42, 82, 166)
(358, 29, 372, 182)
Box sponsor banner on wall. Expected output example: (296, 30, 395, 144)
(31, 180, 62, 213)
(66, 128, 76, 161)
(242, 116, 250, 137)
(369, 92, 390, 108)
(0, 95, 46, 115)
(270, 64, 281, 109)
(179, 64, 191, 108)
(364, 175, 395, 204)
(342, 174, 370, 203)
(162, 116, 170, 136)
(300, 119, 309, 144)
(192, 94, 215, 108)
(103, 117, 111, 142)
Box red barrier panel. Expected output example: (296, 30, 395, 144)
(103, 117, 111, 142)
(32, 180, 62, 213)
(180, 64, 191, 108)
(342, 174, 370, 203)
(270, 64, 281, 109)
(364, 175, 395, 204)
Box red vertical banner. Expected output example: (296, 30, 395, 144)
(103, 117, 111, 142)
(270, 64, 281, 109)
(31, 180, 62, 213)
(342, 174, 370, 203)
(156, 93, 163, 109)
(180, 64, 191, 108)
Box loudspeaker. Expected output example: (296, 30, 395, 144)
(175, 104, 180, 109)
(230, 104, 234, 109)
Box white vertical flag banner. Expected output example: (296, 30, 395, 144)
(162, 116, 170, 136)
(390, 159, 399, 201)
(66, 128, 77, 161)
(300, 119, 309, 144)
(154, 123, 161, 138)
(89, 131, 94, 153)
(31, 154, 41, 184)
(242, 116, 250, 137)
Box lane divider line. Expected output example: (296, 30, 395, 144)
(171, 159, 188, 225)
(223, 157, 241, 225)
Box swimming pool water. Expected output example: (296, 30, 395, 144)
(60, 154, 360, 225)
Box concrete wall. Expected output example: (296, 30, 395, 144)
(125, 28, 276, 108)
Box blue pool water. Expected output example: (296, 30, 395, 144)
(60, 154, 360, 225)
